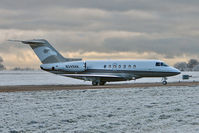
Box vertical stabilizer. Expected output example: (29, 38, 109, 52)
(9, 39, 81, 64)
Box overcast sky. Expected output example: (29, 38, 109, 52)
(0, 0, 199, 68)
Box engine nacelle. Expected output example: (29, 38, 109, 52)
(62, 61, 86, 72)
(40, 61, 86, 72)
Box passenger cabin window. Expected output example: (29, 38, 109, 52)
(104, 65, 107, 68)
(123, 65, 126, 68)
(118, 65, 121, 68)
(133, 65, 136, 68)
(113, 64, 117, 68)
(108, 65, 111, 68)
(128, 65, 131, 68)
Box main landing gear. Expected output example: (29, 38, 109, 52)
(162, 77, 167, 85)
(92, 81, 106, 86)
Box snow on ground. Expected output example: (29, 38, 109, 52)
(0, 86, 199, 132)
(0, 71, 199, 132)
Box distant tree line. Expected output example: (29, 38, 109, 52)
(0, 56, 37, 71)
(174, 59, 199, 71)
(11, 67, 35, 71)
(0, 56, 6, 70)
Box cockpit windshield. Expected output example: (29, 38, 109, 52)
(156, 62, 168, 67)
(161, 62, 168, 67)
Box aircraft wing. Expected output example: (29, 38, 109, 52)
(60, 73, 138, 81)
(61, 74, 121, 78)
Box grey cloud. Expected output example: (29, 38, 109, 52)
(1, 0, 198, 11)
(0, 0, 199, 62)
(0, 0, 161, 11)
(1, 29, 199, 59)
(103, 37, 199, 58)
(45, 32, 199, 58)
(0, 0, 199, 31)
(0, 56, 3, 62)
(0, 0, 198, 35)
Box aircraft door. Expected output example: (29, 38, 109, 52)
(84, 61, 87, 70)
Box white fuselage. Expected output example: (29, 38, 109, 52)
(40, 60, 180, 83)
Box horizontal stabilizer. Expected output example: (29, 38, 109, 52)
(8, 39, 46, 45)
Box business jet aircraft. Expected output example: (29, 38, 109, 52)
(10, 39, 180, 85)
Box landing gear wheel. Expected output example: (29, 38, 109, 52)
(162, 81, 167, 85)
(161, 77, 168, 85)
(99, 82, 106, 86)
(92, 81, 98, 86)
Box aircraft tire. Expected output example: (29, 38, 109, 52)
(92, 81, 98, 86)
(99, 82, 106, 86)
(162, 81, 167, 85)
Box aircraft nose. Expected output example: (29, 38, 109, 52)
(171, 68, 181, 75)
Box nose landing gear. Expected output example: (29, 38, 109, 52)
(162, 77, 167, 85)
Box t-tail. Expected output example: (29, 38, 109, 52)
(9, 39, 82, 64)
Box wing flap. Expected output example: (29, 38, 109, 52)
(61, 73, 141, 81)
(61, 73, 128, 82)
(61, 74, 121, 78)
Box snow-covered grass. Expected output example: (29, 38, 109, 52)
(0, 86, 199, 132)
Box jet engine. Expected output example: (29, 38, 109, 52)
(62, 61, 86, 72)
(40, 61, 86, 72)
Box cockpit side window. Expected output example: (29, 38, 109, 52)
(156, 62, 168, 67)
(156, 62, 161, 66)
